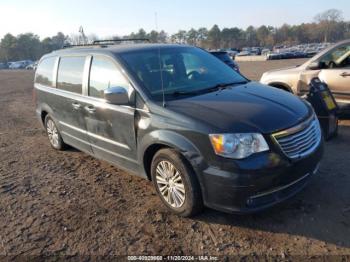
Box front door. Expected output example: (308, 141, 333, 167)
(83, 55, 138, 171)
(318, 43, 350, 105)
(319, 68, 350, 104)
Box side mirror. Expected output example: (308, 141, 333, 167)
(104, 87, 129, 105)
(308, 61, 321, 70)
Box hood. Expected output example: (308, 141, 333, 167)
(166, 82, 311, 134)
(265, 65, 300, 74)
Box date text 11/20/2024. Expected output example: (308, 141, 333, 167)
(127, 255, 219, 261)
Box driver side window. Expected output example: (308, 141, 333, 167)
(89, 56, 130, 98)
(320, 45, 350, 69)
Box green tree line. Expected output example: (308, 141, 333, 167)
(0, 32, 67, 62)
(1, 9, 349, 62)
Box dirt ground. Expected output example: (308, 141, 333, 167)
(0, 59, 349, 259)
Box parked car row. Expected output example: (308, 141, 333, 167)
(266, 43, 333, 60)
(26, 61, 38, 70)
(215, 43, 332, 60)
(237, 47, 262, 56)
(0, 60, 37, 70)
(0, 62, 8, 69)
(210, 48, 239, 59)
(266, 51, 309, 60)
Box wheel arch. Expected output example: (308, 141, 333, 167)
(41, 111, 48, 125)
(38, 103, 55, 126)
(140, 130, 205, 182)
(143, 143, 170, 181)
(268, 82, 293, 93)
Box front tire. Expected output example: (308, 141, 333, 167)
(151, 148, 203, 217)
(45, 115, 66, 150)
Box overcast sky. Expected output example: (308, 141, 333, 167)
(1, 0, 349, 39)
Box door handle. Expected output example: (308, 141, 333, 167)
(340, 72, 350, 77)
(85, 105, 96, 114)
(72, 102, 81, 110)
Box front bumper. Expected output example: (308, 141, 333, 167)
(200, 141, 323, 214)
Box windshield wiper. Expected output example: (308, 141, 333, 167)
(169, 90, 201, 96)
(202, 81, 248, 93)
(167, 81, 248, 97)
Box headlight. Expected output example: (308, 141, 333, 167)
(209, 133, 269, 159)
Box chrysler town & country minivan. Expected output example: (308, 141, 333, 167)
(34, 43, 323, 217)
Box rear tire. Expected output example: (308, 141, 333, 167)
(151, 148, 203, 217)
(44, 115, 66, 150)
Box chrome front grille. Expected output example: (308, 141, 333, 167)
(273, 117, 322, 159)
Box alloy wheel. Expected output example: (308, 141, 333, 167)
(46, 119, 59, 148)
(155, 160, 186, 208)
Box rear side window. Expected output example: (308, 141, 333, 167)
(57, 56, 86, 94)
(35, 57, 56, 87)
(89, 56, 130, 98)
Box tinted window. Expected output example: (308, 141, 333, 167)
(120, 47, 246, 101)
(57, 56, 86, 94)
(35, 57, 56, 87)
(89, 57, 130, 98)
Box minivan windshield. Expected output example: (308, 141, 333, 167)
(120, 47, 247, 101)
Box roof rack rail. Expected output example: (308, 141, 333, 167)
(93, 38, 150, 44)
(62, 43, 92, 48)
(62, 38, 151, 49)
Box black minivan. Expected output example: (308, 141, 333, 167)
(34, 43, 323, 217)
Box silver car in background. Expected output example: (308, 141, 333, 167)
(261, 39, 350, 112)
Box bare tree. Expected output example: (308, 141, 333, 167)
(315, 9, 343, 42)
(67, 34, 81, 45)
(86, 34, 98, 44)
